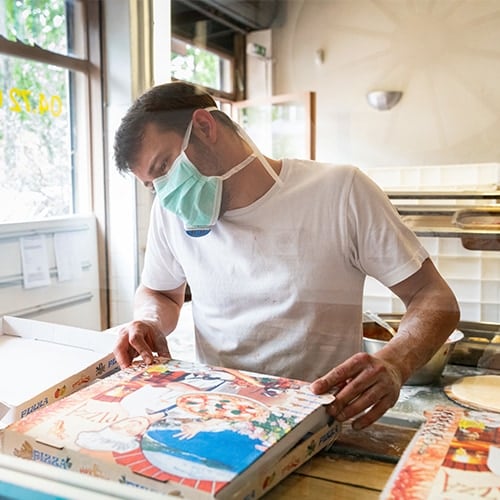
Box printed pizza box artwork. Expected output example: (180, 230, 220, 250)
(2, 358, 338, 499)
(382, 405, 500, 500)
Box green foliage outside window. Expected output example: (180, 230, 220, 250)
(0, 0, 72, 222)
(171, 39, 231, 93)
(2, 0, 68, 53)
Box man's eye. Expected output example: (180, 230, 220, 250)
(160, 160, 169, 173)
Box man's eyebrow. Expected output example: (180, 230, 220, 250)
(147, 154, 161, 178)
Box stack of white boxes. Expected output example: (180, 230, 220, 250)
(363, 162, 500, 323)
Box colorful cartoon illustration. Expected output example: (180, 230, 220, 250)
(7, 359, 333, 497)
(54, 385, 67, 398)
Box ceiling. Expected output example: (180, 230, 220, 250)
(171, 0, 280, 54)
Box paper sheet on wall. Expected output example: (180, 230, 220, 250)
(54, 231, 83, 282)
(20, 235, 51, 289)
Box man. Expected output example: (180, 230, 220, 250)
(113, 82, 459, 430)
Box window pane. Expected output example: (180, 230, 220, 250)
(171, 37, 233, 93)
(0, 54, 78, 222)
(0, 0, 86, 58)
(236, 101, 312, 160)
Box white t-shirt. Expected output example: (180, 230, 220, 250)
(142, 160, 428, 381)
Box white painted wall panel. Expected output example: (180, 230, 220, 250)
(0, 215, 102, 330)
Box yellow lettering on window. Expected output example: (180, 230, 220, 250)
(6, 88, 62, 116)
(50, 95, 62, 117)
(18, 89, 32, 113)
(38, 93, 50, 115)
(9, 88, 22, 112)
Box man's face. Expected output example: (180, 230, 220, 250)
(133, 123, 184, 192)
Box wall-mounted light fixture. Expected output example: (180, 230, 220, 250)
(315, 48, 325, 65)
(366, 90, 403, 111)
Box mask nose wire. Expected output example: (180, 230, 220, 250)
(152, 120, 193, 192)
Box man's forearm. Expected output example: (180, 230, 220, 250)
(381, 260, 460, 383)
(133, 283, 186, 336)
(388, 303, 459, 382)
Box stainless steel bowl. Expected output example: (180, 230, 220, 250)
(363, 318, 464, 385)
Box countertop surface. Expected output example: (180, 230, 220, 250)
(263, 362, 499, 499)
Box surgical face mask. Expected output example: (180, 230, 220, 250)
(153, 108, 282, 237)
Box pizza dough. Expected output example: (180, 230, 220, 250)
(445, 375, 500, 413)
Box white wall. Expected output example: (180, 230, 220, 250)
(102, 0, 140, 327)
(271, 1, 500, 322)
(103, 0, 171, 327)
(272, 0, 500, 167)
(102, 0, 500, 325)
(0, 215, 102, 330)
(246, 29, 273, 99)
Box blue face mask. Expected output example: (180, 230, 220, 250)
(153, 117, 257, 237)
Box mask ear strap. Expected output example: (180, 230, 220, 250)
(181, 120, 193, 151)
(220, 153, 257, 180)
(235, 122, 283, 186)
(204, 106, 283, 186)
(183, 107, 217, 151)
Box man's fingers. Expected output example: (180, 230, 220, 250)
(350, 397, 394, 430)
(114, 321, 172, 367)
(329, 378, 381, 420)
(113, 334, 136, 368)
(313, 352, 402, 430)
(131, 336, 155, 364)
(135, 320, 172, 361)
(152, 330, 171, 359)
(310, 352, 370, 394)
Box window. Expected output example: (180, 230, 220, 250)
(232, 93, 316, 160)
(0, 0, 101, 223)
(171, 36, 234, 95)
(170, 0, 247, 101)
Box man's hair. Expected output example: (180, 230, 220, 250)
(113, 81, 234, 173)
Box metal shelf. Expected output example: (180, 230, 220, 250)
(389, 192, 500, 249)
(387, 190, 500, 200)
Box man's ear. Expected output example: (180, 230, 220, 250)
(191, 108, 217, 144)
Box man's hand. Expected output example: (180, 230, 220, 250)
(311, 259, 459, 431)
(310, 352, 402, 430)
(114, 320, 171, 368)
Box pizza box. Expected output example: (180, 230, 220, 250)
(0, 453, 168, 500)
(2, 358, 341, 499)
(0, 315, 118, 430)
(381, 405, 500, 499)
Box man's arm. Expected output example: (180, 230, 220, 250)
(114, 283, 186, 368)
(379, 257, 460, 382)
(311, 258, 460, 429)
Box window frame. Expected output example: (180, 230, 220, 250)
(170, 35, 245, 102)
(171, 33, 236, 99)
(0, 1, 107, 326)
(0, 1, 104, 217)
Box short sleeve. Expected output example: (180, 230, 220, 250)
(346, 169, 429, 287)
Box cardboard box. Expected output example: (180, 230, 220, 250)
(0, 316, 118, 429)
(2, 358, 340, 499)
(0, 453, 169, 500)
(381, 405, 500, 499)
